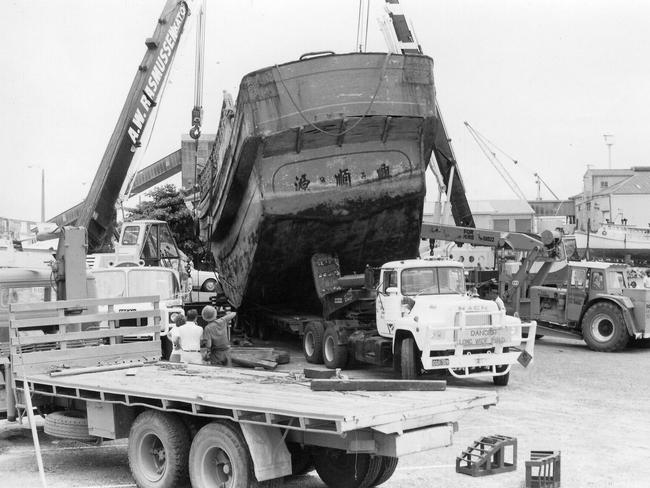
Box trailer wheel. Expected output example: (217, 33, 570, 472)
(189, 421, 255, 488)
(287, 442, 314, 475)
(44, 410, 95, 441)
(303, 322, 324, 364)
(399, 337, 419, 380)
(370, 456, 399, 487)
(313, 447, 381, 488)
(493, 371, 510, 386)
(128, 411, 190, 488)
(322, 327, 348, 369)
(582, 302, 630, 352)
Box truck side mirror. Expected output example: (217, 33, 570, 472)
(386, 287, 398, 295)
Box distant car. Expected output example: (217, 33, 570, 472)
(191, 267, 222, 294)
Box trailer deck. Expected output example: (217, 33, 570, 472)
(2, 294, 502, 486)
(19, 363, 496, 435)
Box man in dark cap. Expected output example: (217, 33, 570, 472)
(201, 305, 237, 366)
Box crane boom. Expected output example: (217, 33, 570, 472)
(464, 122, 528, 201)
(76, 0, 191, 252)
(382, 0, 475, 227)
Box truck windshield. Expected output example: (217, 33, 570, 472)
(401, 267, 465, 296)
(121, 226, 140, 246)
(607, 270, 626, 291)
(93, 271, 126, 298)
(128, 269, 178, 300)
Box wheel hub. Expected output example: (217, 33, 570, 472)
(203, 447, 234, 486)
(140, 433, 167, 481)
(591, 314, 615, 342)
(305, 332, 315, 356)
(324, 336, 334, 362)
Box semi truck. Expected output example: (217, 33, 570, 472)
(296, 254, 535, 385)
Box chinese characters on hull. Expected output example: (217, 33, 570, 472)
(292, 163, 393, 191)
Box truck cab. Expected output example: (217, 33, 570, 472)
(530, 262, 649, 351)
(87, 220, 191, 297)
(91, 265, 185, 357)
(378, 259, 534, 384)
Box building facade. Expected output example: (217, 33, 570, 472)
(573, 167, 650, 231)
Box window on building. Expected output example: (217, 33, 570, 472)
(586, 203, 591, 210)
(514, 219, 531, 232)
(493, 219, 509, 231)
(600, 181, 609, 189)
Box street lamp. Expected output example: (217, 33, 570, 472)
(603, 134, 614, 169)
(27, 165, 45, 222)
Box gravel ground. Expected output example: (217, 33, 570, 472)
(1, 334, 649, 488)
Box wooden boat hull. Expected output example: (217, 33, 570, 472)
(199, 53, 438, 310)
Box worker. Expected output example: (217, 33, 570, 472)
(170, 311, 204, 364)
(201, 305, 237, 366)
(489, 286, 505, 311)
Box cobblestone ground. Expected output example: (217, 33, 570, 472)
(1, 334, 649, 488)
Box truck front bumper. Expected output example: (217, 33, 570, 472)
(422, 322, 537, 378)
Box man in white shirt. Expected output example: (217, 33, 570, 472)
(643, 270, 650, 288)
(489, 286, 505, 311)
(170, 309, 204, 364)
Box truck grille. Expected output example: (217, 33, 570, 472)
(464, 313, 492, 327)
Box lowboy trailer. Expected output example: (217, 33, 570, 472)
(3, 295, 496, 488)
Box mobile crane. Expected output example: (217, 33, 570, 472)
(423, 223, 650, 351)
(46, 1, 208, 298)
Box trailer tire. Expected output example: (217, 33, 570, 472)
(370, 456, 399, 487)
(493, 371, 510, 386)
(322, 327, 348, 369)
(44, 410, 95, 441)
(303, 322, 324, 364)
(313, 447, 381, 488)
(582, 302, 630, 352)
(287, 442, 314, 475)
(189, 421, 255, 488)
(399, 337, 419, 380)
(128, 411, 190, 488)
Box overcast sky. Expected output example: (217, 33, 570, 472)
(2, 0, 649, 222)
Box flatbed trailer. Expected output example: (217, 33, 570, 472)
(3, 296, 497, 488)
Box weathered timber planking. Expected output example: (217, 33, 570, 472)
(12, 342, 160, 376)
(304, 369, 337, 379)
(12, 325, 159, 346)
(311, 379, 447, 392)
(230, 356, 277, 370)
(11, 310, 161, 329)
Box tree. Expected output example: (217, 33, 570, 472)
(126, 184, 212, 267)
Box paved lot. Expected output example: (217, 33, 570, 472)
(1, 334, 649, 487)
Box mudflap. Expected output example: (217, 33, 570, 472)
(240, 423, 292, 482)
